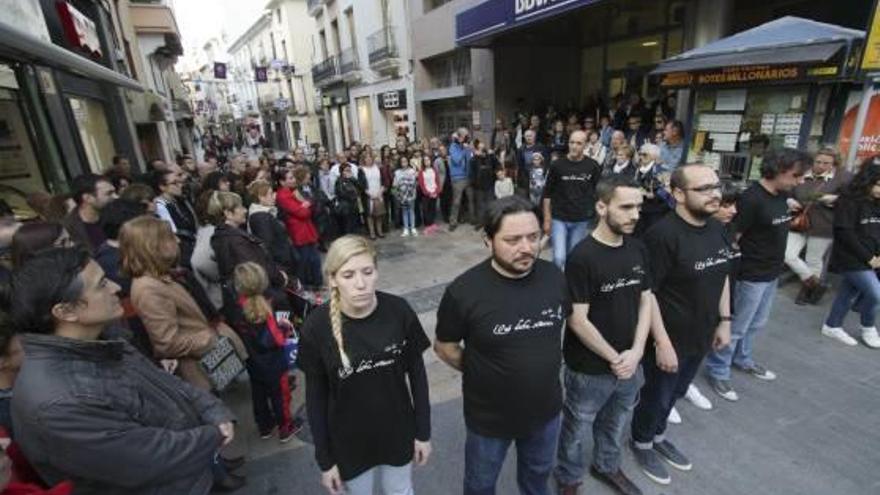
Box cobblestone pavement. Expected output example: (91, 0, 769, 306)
(224, 227, 880, 495)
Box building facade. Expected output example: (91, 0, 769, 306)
(225, 0, 323, 153)
(0, 0, 146, 212)
(309, 0, 413, 152)
(409, 0, 871, 143)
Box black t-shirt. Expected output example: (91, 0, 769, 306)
(645, 213, 731, 357)
(543, 156, 601, 222)
(735, 183, 792, 281)
(721, 223, 741, 313)
(564, 236, 650, 375)
(299, 292, 431, 480)
(829, 196, 880, 273)
(435, 259, 571, 438)
(83, 220, 106, 252)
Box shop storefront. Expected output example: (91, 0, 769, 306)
(0, 1, 142, 214)
(321, 83, 351, 153)
(652, 16, 864, 179)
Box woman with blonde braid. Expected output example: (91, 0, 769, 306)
(299, 235, 432, 495)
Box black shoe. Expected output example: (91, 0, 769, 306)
(221, 456, 246, 472)
(212, 473, 246, 492)
(590, 466, 643, 495)
(808, 283, 828, 305)
(448, 224, 458, 232)
(795, 285, 811, 305)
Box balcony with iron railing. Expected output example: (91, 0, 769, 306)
(311, 55, 340, 86)
(367, 25, 401, 75)
(339, 47, 362, 83)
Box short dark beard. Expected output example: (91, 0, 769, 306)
(491, 251, 535, 278)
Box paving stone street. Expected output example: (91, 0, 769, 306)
(225, 228, 880, 495)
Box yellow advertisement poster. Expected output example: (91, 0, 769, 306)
(863, 3, 880, 71)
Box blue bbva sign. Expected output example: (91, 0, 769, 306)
(456, 0, 603, 45)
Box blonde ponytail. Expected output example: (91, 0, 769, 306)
(233, 262, 271, 324)
(329, 287, 350, 368)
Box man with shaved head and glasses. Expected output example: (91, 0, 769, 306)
(629, 164, 732, 487)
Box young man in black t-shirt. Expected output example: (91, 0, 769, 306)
(554, 176, 651, 495)
(630, 165, 732, 486)
(542, 130, 602, 270)
(705, 149, 810, 401)
(435, 196, 571, 495)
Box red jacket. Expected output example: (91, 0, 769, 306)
(276, 187, 319, 246)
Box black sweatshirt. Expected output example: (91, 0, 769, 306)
(300, 292, 430, 481)
(829, 196, 880, 273)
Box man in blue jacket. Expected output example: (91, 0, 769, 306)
(448, 127, 475, 231)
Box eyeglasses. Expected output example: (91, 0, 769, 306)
(686, 183, 723, 194)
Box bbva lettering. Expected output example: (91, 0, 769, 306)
(515, 0, 558, 16)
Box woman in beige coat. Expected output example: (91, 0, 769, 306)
(121, 215, 244, 390)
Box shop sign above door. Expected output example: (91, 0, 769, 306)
(659, 64, 840, 88)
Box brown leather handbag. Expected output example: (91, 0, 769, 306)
(790, 204, 812, 233)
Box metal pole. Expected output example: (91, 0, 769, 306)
(846, 77, 875, 171)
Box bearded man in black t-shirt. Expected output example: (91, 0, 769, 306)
(554, 176, 651, 495)
(630, 164, 732, 487)
(435, 196, 571, 495)
(705, 149, 810, 401)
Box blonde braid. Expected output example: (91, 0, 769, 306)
(329, 286, 350, 368)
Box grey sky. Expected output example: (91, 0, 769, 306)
(173, 0, 267, 65)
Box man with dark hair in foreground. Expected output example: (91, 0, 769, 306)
(10, 248, 234, 495)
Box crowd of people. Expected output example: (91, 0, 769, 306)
(0, 98, 877, 495)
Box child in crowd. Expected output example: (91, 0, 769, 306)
(233, 262, 301, 443)
(529, 153, 547, 206)
(418, 156, 442, 235)
(494, 168, 514, 199)
(393, 156, 418, 237)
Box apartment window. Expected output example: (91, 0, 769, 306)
(330, 19, 342, 55)
(270, 33, 277, 60)
(319, 30, 328, 59)
(276, 8, 282, 23)
(424, 50, 471, 88)
(281, 40, 289, 62)
(345, 8, 357, 53)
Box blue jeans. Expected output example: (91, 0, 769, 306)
(551, 219, 591, 270)
(826, 270, 880, 328)
(555, 367, 643, 484)
(464, 415, 561, 495)
(401, 205, 415, 230)
(705, 279, 778, 380)
(631, 352, 703, 445)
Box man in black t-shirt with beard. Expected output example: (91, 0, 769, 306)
(705, 149, 810, 401)
(435, 196, 571, 495)
(554, 176, 651, 495)
(630, 164, 732, 487)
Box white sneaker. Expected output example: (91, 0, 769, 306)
(400, 229, 410, 237)
(667, 406, 681, 424)
(684, 384, 713, 410)
(861, 327, 880, 348)
(821, 325, 858, 346)
(410, 228, 419, 237)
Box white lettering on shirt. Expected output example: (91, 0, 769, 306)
(860, 217, 880, 225)
(771, 215, 793, 225)
(492, 305, 565, 336)
(338, 339, 408, 380)
(600, 278, 642, 293)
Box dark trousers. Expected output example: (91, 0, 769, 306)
(474, 189, 493, 227)
(295, 244, 323, 288)
(630, 351, 703, 445)
(423, 196, 438, 226)
(247, 360, 291, 433)
(440, 181, 452, 222)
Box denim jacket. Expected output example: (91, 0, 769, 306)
(12, 333, 233, 495)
